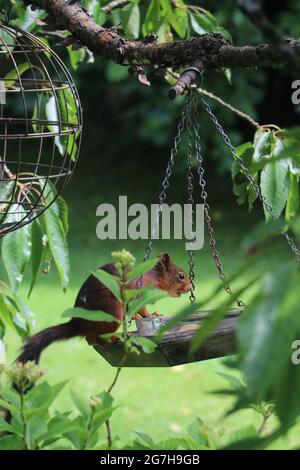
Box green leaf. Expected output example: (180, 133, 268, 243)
(260, 143, 290, 219)
(174, 6, 188, 38)
(189, 10, 231, 40)
(27, 414, 48, 445)
(93, 269, 121, 302)
(98, 390, 114, 410)
(4, 62, 30, 88)
(1, 387, 21, 410)
(285, 174, 299, 221)
(275, 361, 300, 429)
(62, 307, 119, 323)
(19, 7, 47, 33)
(28, 220, 43, 298)
(2, 206, 31, 291)
(32, 91, 49, 133)
(92, 407, 115, 429)
(0, 180, 15, 215)
(217, 373, 245, 391)
(127, 257, 158, 282)
(42, 197, 69, 291)
(131, 336, 157, 354)
(220, 425, 258, 449)
(12, 292, 35, 332)
(56, 89, 79, 160)
(121, 3, 140, 39)
(56, 196, 69, 235)
(190, 277, 259, 353)
(134, 430, 154, 447)
(224, 68, 232, 84)
(253, 130, 274, 162)
(43, 415, 79, 445)
(0, 418, 13, 434)
(160, 0, 186, 38)
(0, 435, 24, 450)
(156, 22, 172, 42)
(189, 11, 207, 35)
(238, 264, 300, 407)
(240, 219, 286, 254)
(0, 397, 17, 413)
(127, 287, 167, 319)
(26, 380, 68, 413)
(124, 288, 146, 302)
(142, 0, 163, 36)
(91, 4, 106, 25)
(99, 332, 122, 341)
(0, 338, 5, 364)
(70, 389, 91, 417)
(67, 46, 86, 71)
(0, 292, 16, 331)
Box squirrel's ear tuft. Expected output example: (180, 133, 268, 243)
(159, 253, 170, 271)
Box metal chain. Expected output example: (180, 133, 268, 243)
(189, 90, 245, 308)
(184, 94, 196, 303)
(143, 105, 186, 262)
(199, 92, 300, 263)
(136, 101, 187, 290)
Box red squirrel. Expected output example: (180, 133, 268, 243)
(17, 253, 192, 364)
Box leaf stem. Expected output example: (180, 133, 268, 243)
(20, 389, 29, 450)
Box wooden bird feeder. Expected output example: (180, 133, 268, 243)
(93, 308, 242, 367)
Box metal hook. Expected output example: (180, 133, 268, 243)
(169, 62, 205, 100)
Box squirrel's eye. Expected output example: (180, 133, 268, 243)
(178, 272, 185, 281)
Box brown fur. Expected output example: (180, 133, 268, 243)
(16, 254, 192, 364)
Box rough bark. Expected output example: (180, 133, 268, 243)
(27, 0, 300, 70)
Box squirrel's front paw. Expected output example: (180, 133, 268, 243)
(150, 312, 163, 317)
(132, 312, 144, 320)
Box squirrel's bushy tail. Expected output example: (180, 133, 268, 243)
(17, 320, 80, 364)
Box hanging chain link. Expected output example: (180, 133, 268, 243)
(143, 105, 187, 262)
(136, 77, 299, 311)
(184, 95, 196, 303)
(188, 90, 245, 308)
(199, 91, 300, 263)
(136, 102, 187, 290)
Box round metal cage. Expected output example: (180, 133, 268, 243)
(0, 22, 82, 236)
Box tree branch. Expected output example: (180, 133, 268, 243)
(26, 0, 300, 70)
(236, 0, 300, 73)
(102, 0, 129, 14)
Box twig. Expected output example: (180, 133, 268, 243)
(167, 69, 260, 128)
(40, 29, 67, 39)
(107, 349, 130, 395)
(196, 87, 260, 129)
(105, 420, 113, 447)
(258, 409, 274, 434)
(20, 390, 28, 450)
(105, 350, 129, 448)
(102, 0, 129, 14)
(236, 0, 300, 74)
(258, 404, 274, 434)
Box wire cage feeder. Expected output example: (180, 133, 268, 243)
(0, 22, 82, 236)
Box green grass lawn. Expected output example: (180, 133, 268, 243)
(2, 198, 300, 449)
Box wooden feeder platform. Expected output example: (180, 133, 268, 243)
(93, 308, 242, 367)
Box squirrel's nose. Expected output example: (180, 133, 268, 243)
(184, 282, 193, 292)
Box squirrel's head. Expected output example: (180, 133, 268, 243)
(152, 253, 192, 297)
